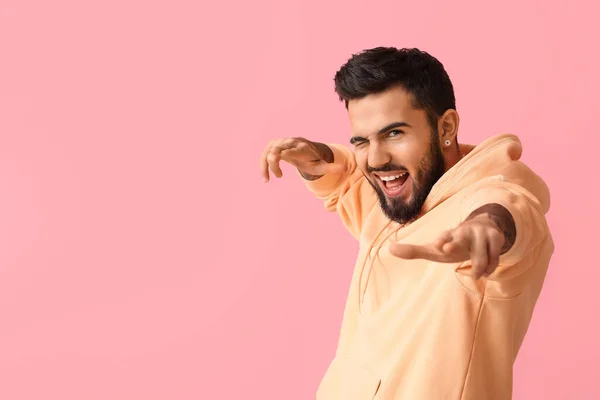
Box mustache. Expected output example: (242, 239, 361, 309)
(367, 163, 407, 174)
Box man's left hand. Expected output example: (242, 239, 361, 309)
(389, 214, 506, 280)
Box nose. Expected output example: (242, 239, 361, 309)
(368, 142, 392, 169)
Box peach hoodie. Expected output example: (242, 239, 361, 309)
(305, 134, 553, 400)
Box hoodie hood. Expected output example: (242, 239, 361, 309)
(422, 134, 550, 214)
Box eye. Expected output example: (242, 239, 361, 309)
(387, 130, 402, 138)
(351, 138, 368, 148)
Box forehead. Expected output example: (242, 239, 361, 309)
(347, 86, 427, 136)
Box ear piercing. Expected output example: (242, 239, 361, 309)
(444, 139, 451, 147)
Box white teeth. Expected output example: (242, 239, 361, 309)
(380, 173, 406, 181)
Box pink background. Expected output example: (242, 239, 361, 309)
(0, 0, 597, 399)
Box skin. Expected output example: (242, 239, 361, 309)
(260, 86, 516, 279)
(390, 206, 516, 279)
(347, 86, 458, 224)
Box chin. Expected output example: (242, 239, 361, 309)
(385, 190, 412, 204)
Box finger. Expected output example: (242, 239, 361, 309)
(267, 148, 283, 178)
(484, 229, 504, 277)
(470, 229, 489, 280)
(434, 231, 453, 252)
(261, 142, 274, 182)
(280, 148, 345, 176)
(389, 243, 448, 262)
(279, 146, 310, 165)
(277, 140, 297, 154)
(441, 229, 469, 256)
(262, 139, 297, 181)
(278, 139, 315, 161)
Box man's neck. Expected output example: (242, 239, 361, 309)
(444, 148, 464, 172)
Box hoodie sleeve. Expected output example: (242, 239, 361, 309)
(300, 144, 378, 240)
(455, 179, 553, 297)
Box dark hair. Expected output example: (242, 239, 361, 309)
(334, 47, 456, 130)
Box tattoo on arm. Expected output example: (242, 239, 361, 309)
(299, 142, 335, 181)
(300, 171, 324, 181)
(467, 203, 516, 254)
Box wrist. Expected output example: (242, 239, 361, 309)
(466, 203, 516, 254)
(299, 170, 324, 181)
(310, 141, 334, 164)
(298, 142, 335, 181)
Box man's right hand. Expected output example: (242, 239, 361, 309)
(260, 138, 343, 182)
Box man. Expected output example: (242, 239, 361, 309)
(260, 47, 553, 400)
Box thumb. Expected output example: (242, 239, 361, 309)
(389, 243, 422, 260)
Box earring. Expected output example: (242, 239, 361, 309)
(444, 139, 451, 147)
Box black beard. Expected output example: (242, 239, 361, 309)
(366, 135, 446, 224)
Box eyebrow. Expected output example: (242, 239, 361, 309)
(350, 121, 412, 144)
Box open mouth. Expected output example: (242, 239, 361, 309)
(375, 172, 410, 197)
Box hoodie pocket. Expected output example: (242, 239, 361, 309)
(317, 357, 382, 399)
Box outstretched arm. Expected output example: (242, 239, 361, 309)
(389, 203, 516, 280)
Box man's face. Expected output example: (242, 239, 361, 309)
(348, 86, 446, 224)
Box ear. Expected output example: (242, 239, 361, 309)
(437, 109, 460, 148)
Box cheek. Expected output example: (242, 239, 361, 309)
(389, 142, 426, 174)
(354, 151, 369, 174)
